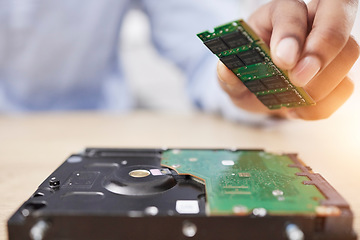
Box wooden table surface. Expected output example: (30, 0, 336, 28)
(1, 109, 360, 239)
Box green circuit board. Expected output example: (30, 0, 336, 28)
(197, 20, 315, 109)
(161, 149, 325, 216)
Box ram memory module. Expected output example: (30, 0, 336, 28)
(197, 20, 315, 109)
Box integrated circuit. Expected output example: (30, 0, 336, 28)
(244, 80, 267, 93)
(237, 49, 264, 65)
(220, 55, 244, 69)
(261, 75, 288, 90)
(197, 20, 315, 109)
(221, 30, 250, 48)
(257, 94, 280, 106)
(204, 38, 228, 54)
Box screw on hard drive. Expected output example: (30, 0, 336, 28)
(286, 223, 304, 240)
(30, 220, 50, 240)
(49, 177, 60, 189)
(182, 221, 197, 238)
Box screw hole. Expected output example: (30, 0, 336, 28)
(24, 202, 47, 211)
(33, 192, 45, 198)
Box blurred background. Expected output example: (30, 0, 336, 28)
(1, 0, 359, 115)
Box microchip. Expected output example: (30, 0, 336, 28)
(221, 31, 250, 48)
(275, 91, 302, 103)
(204, 38, 229, 54)
(197, 20, 315, 109)
(257, 94, 280, 106)
(237, 49, 264, 65)
(261, 75, 288, 90)
(243, 80, 267, 93)
(220, 55, 244, 69)
(238, 172, 251, 178)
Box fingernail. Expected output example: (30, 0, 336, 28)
(291, 56, 321, 87)
(275, 38, 299, 67)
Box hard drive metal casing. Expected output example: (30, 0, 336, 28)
(8, 148, 356, 240)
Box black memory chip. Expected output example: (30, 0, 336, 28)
(275, 91, 302, 103)
(204, 38, 229, 54)
(221, 31, 250, 48)
(257, 94, 280, 106)
(261, 76, 288, 90)
(220, 55, 245, 69)
(244, 80, 267, 93)
(237, 49, 264, 65)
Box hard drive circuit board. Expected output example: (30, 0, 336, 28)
(162, 149, 324, 216)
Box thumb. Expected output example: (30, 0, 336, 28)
(248, 0, 308, 70)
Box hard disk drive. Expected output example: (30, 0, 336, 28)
(8, 148, 356, 239)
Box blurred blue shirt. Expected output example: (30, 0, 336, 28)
(0, 0, 267, 122)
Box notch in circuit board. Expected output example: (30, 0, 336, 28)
(197, 20, 315, 110)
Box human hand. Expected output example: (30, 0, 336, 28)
(217, 0, 359, 120)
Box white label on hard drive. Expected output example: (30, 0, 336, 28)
(221, 160, 234, 166)
(176, 200, 199, 214)
(150, 169, 162, 176)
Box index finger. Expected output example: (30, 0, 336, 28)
(248, 0, 309, 69)
(290, 0, 359, 87)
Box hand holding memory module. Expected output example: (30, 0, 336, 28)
(198, 14, 359, 120)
